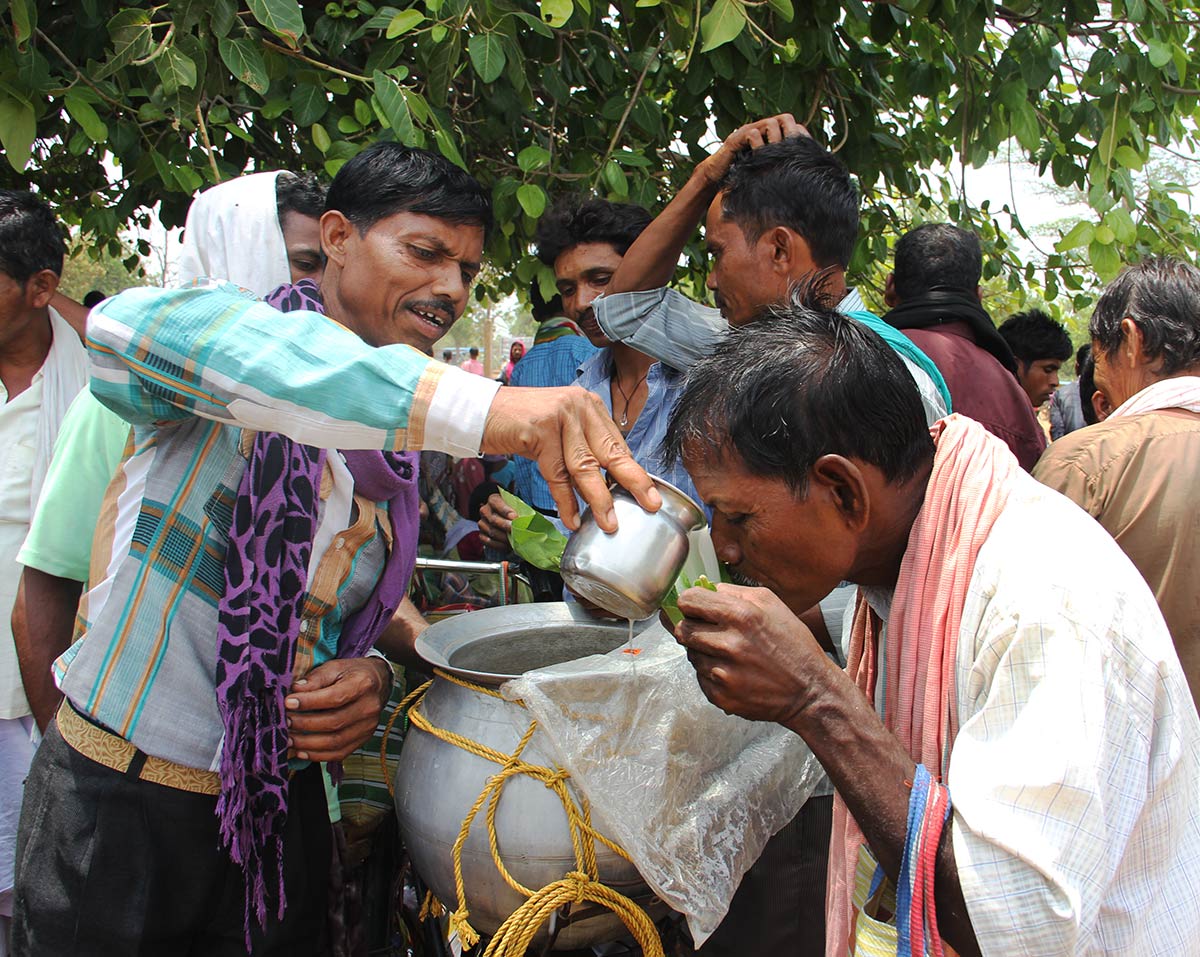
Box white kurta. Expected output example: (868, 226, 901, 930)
(946, 474, 1200, 955)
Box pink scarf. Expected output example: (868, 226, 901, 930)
(1109, 375, 1200, 418)
(825, 415, 1020, 957)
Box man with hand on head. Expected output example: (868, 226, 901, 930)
(11, 144, 656, 957)
(665, 301, 1200, 957)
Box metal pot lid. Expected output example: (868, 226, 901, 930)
(415, 602, 655, 687)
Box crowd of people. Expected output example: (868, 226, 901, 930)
(0, 111, 1197, 957)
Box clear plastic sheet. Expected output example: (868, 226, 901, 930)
(501, 619, 825, 947)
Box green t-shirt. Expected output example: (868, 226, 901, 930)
(17, 389, 131, 582)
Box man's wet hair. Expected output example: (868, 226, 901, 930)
(998, 309, 1074, 364)
(719, 135, 859, 270)
(665, 298, 934, 495)
(1078, 349, 1100, 426)
(275, 172, 328, 221)
(892, 223, 982, 299)
(534, 198, 651, 266)
(0, 190, 66, 281)
(1073, 342, 1090, 376)
(83, 290, 106, 308)
(325, 143, 493, 238)
(1090, 256, 1200, 377)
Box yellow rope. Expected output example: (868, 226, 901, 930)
(385, 669, 664, 957)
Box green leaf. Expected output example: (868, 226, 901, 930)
(468, 33, 506, 83)
(247, 0, 306, 45)
(1113, 144, 1144, 171)
(373, 70, 416, 143)
(700, 0, 747, 53)
(517, 182, 546, 217)
(433, 127, 466, 169)
(10, 0, 35, 45)
(1105, 207, 1137, 245)
(387, 9, 424, 37)
(311, 122, 331, 153)
(539, 0, 574, 28)
(218, 37, 270, 95)
(64, 92, 109, 143)
(155, 46, 198, 95)
(210, 0, 238, 37)
(1055, 220, 1094, 252)
(767, 0, 794, 21)
(498, 489, 568, 571)
(601, 159, 627, 196)
(1089, 239, 1122, 282)
(290, 81, 328, 125)
(1093, 223, 1115, 245)
(103, 9, 155, 73)
(427, 33, 461, 107)
(516, 144, 550, 172)
(1147, 38, 1172, 68)
(0, 94, 36, 172)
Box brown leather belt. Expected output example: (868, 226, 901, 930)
(56, 700, 221, 796)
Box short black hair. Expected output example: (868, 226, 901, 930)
(1073, 342, 1090, 375)
(325, 143, 492, 238)
(0, 190, 66, 280)
(892, 223, 982, 299)
(530, 279, 564, 322)
(1078, 350, 1099, 426)
(275, 171, 327, 220)
(665, 301, 935, 496)
(998, 310, 1074, 364)
(469, 346, 479, 356)
(719, 136, 859, 270)
(82, 290, 106, 308)
(534, 198, 651, 266)
(1090, 256, 1200, 377)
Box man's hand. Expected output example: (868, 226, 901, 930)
(674, 583, 834, 724)
(696, 113, 809, 188)
(481, 385, 660, 531)
(285, 656, 392, 762)
(478, 492, 517, 551)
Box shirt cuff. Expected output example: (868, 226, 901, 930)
(423, 363, 501, 457)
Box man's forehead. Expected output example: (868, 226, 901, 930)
(553, 241, 622, 280)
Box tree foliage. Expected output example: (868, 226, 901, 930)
(5, 0, 1200, 309)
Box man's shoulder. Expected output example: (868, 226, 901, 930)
(1037, 409, 1200, 478)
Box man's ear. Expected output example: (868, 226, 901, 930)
(883, 273, 898, 308)
(974, 284, 984, 304)
(810, 454, 870, 532)
(1120, 316, 1148, 365)
(25, 269, 59, 310)
(320, 210, 354, 269)
(772, 227, 816, 279)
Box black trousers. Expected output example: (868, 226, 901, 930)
(696, 795, 833, 957)
(12, 720, 331, 957)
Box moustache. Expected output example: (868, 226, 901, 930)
(406, 298, 456, 326)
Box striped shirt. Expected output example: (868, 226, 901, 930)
(55, 282, 499, 770)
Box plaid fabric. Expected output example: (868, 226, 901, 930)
(54, 282, 451, 770)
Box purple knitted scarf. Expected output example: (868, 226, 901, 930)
(214, 280, 420, 939)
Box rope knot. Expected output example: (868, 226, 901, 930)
(448, 908, 481, 949)
(565, 870, 592, 902)
(544, 768, 570, 788)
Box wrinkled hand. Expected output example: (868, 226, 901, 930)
(698, 113, 810, 186)
(285, 656, 392, 762)
(674, 583, 831, 724)
(478, 492, 517, 551)
(482, 385, 660, 531)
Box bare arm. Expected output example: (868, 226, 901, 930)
(676, 585, 981, 957)
(370, 595, 429, 670)
(13, 567, 83, 731)
(607, 114, 808, 295)
(49, 292, 89, 341)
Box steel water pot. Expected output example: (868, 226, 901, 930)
(560, 476, 707, 620)
(393, 603, 663, 950)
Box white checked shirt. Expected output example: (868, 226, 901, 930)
(866, 473, 1200, 955)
